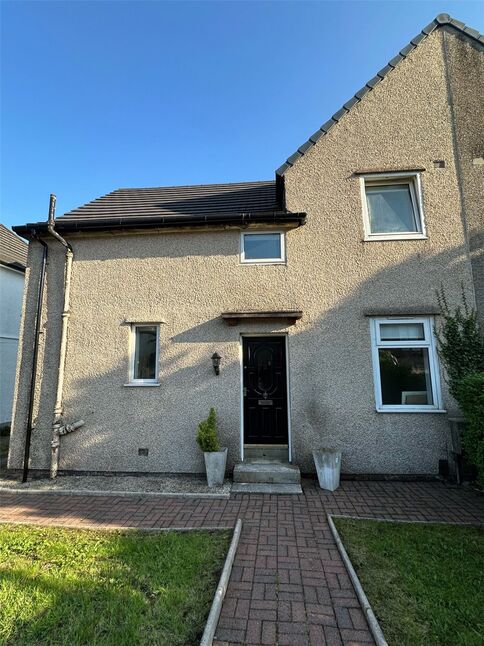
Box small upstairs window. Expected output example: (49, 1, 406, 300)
(360, 172, 426, 240)
(129, 324, 159, 384)
(241, 232, 285, 264)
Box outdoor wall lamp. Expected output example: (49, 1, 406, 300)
(212, 352, 221, 376)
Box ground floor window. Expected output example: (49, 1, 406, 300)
(370, 317, 442, 412)
(129, 324, 159, 384)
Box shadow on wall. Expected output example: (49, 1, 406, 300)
(72, 230, 242, 261)
(26, 242, 479, 475)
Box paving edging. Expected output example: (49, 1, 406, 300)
(0, 519, 232, 533)
(329, 513, 483, 527)
(327, 514, 388, 646)
(0, 486, 230, 499)
(200, 518, 243, 646)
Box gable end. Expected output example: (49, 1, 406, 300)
(275, 14, 484, 181)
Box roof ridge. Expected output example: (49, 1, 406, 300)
(113, 180, 274, 192)
(276, 13, 484, 176)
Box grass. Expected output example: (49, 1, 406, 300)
(334, 518, 484, 646)
(0, 524, 230, 646)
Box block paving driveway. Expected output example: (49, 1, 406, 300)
(1, 480, 483, 645)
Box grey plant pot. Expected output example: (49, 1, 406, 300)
(204, 447, 228, 487)
(313, 448, 342, 492)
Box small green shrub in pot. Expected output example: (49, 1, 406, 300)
(196, 408, 220, 452)
(197, 408, 227, 487)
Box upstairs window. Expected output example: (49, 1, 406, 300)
(241, 232, 285, 264)
(370, 317, 442, 412)
(129, 324, 159, 384)
(360, 172, 426, 240)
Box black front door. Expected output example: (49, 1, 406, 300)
(243, 336, 288, 444)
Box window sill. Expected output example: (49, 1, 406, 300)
(364, 234, 428, 242)
(124, 383, 161, 387)
(240, 260, 287, 265)
(376, 408, 447, 414)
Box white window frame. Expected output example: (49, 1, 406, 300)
(240, 230, 286, 264)
(360, 171, 427, 241)
(370, 316, 444, 413)
(127, 323, 160, 386)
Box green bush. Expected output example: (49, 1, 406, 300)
(435, 287, 484, 484)
(455, 373, 484, 486)
(435, 287, 484, 399)
(196, 408, 220, 452)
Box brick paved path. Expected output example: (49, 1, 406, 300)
(1, 480, 482, 645)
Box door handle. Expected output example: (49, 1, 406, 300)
(243, 387, 247, 397)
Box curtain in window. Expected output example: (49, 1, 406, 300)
(366, 185, 418, 233)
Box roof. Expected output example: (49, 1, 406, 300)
(276, 13, 484, 177)
(0, 224, 28, 270)
(59, 181, 280, 220)
(13, 13, 482, 238)
(13, 181, 306, 237)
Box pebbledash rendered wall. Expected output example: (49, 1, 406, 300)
(8, 28, 481, 476)
(442, 28, 484, 329)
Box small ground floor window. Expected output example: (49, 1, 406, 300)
(370, 317, 442, 412)
(129, 324, 159, 384)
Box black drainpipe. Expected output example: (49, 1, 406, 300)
(22, 230, 48, 482)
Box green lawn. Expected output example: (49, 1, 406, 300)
(0, 524, 230, 646)
(334, 518, 484, 646)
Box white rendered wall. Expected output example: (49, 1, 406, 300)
(0, 265, 25, 424)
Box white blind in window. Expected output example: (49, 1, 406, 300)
(380, 323, 425, 341)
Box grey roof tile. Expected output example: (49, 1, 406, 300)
(308, 129, 325, 143)
(0, 224, 28, 268)
(332, 108, 348, 121)
(399, 43, 415, 57)
(388, 54, 404, 68)
(343, 97, 360, 110)
(321, 118, 337, 133)
(59, 181, 283, 221)
(286, 151, 302, 165)
(450, 18, 466, 30)
(366, 75, 382, 88)
(275, 162, 291, 176)
(354, 85, 370, 99)
(410, 33, 427, 46)
(422, 21, 438, 35)
(377, 64, 393, 78)
(436, 13, 451, 24)
(297, 141, 314, 154)
(276, 14, 483, 178)
(464, 27, 480, 39)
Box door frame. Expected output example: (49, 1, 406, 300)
(239, 333, 292, 463)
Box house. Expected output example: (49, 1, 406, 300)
(8, 14, 484, 481)
(0, 224, 28, 427)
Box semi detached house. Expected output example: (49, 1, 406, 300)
(9, 14, 484, 481)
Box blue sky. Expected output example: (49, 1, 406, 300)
(1, 1, 483, 228)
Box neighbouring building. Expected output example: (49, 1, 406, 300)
(8, 15, 484, 479)
(0, 224, 28, 427)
